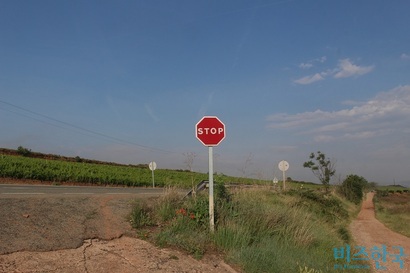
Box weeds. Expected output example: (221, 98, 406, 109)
(374, 191, 410, 237)
(130, 201, 154, 228)
(130, 185, 363, 272)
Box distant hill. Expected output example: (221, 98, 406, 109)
(386, 184, 409, 188)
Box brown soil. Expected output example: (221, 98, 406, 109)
(0, 193, 239, 273)
(349, 192, 410, 272)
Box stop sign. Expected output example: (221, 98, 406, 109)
(196, 116, 226, 146)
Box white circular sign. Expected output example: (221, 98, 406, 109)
(149, 161, 157, 171)
(278, 160, 289, 172)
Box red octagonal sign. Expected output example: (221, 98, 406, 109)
(196, 116, 226, 146)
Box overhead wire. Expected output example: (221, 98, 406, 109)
(0, 99, 175, 154)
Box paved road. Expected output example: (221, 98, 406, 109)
(0, 183, 166, 197)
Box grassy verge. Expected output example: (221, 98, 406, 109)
(373, 190, 410, 237)
(130, 185, 369, 273)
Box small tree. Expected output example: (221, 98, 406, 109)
(303, 151, 336, 192)
(339, 174, 368, 204)
(17, 146, 32, 157)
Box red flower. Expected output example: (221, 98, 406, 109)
(176, 208, 187, 216)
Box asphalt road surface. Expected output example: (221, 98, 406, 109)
(0, 182, 173, 255)
(0, 183, 166, 197)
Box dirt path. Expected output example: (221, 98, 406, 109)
(349, 192, 410, 272)
(0, 194, 239, 273)
(0, 237, 238, 273)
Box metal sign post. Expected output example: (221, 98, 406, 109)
(273, 176, 278, 190)
(149, 161, 157, 188)
(195, 116, 225, 233)
(208, 146, 214, 232)
(278, 160, 289, 191)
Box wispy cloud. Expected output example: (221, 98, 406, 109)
(144, 103, 160, 122)
(333, 59, 374, 78)
(298, 56, 326, 69)
(198, 92, 214, 117)
(299, 63, 313, 69)
(401, 53, 410, 60)
(266, 85, 410, 142)
(293, 73, 324, 85)
(293, 58, 374, 85)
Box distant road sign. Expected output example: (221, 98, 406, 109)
(278, 160, 289, 172)
(149, 161, 157, 171)
(195, 116, 226, 146)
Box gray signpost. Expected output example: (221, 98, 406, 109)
(196, 116, 226, 232)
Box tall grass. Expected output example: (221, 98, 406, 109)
(374, 191, 410, 237)
(130, 186, 369, 272)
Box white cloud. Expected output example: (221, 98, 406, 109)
(299, 63, 313, 69)
(298, 56, 327, 69)
(318, 56, 327, 63)
(293, 73, 324, 85)
(293, 58, 374, 85)
(266, 85, 410, 142)
(333, 59, 374, 78)
(401, 53, 410, 60)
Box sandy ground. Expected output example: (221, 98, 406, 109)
(0, 194, 239, 273)
(349, 192, 410, 273)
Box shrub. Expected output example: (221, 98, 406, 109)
(293, 189, 348, 222)
(338, 174, 368, 204)
(17, 146, 32, 157)
(376, 190, 389, 197)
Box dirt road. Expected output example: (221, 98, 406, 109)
(0, 192, 238, 273)
(350, 192, 410, 272)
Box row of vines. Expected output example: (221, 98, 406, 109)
(0, 155, 211, 187)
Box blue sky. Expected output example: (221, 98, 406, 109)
(1, 0, 409, 186)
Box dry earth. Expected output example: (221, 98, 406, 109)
(0, 193, 239, 273)
(350, 192, 410, 273)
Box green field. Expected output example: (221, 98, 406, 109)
(0, 152, 322, 189)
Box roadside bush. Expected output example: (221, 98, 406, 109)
(338, 174, 368, 204)
(376, 190, 389, 197)
(292, 189, 348, 222)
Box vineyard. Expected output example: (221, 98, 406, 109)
(0, 154, 216, 187)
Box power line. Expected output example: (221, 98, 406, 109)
(0, 99, 175, 154)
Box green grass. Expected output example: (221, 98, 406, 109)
(374, 191, 410, 237)
(130, 186, 370, 273)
